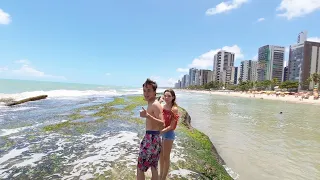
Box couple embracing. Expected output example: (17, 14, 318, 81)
(137, 78, 179, 180)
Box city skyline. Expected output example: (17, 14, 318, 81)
(176, 31, 320, 90)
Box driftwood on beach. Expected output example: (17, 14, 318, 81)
(6, 95, 48, 106)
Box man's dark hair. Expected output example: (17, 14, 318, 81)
(142, 78, 157, 91)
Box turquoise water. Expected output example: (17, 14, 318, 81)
(0, 79, 134, 94)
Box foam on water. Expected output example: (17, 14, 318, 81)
(0, 123, 43, 137)
(169, 169, 197, 178)
(223, 165, 240, 179)
(14, 153, 46, 168)
(0, 89, 120, 101)
(62, 131, 140, 180)
(0, 147, 30, 178)
(170, 140, 186, 163)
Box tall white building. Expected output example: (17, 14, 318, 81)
(213, 50, 235, 84)
(207, 70, 214, 83)
(240, 60, 250, 81)
(297, 31, 308, 44)
(240, 60, 258, 82)
(195, 69, 200, 86)
(185, 74, 190, 87)
(188, 68, 197, 86)
(251, 61, 258, 82)
(199, 70, 212, 85)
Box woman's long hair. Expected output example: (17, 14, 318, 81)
(164, 89, 177, 107)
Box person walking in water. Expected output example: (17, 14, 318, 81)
(137, 78, 165, 180)
(159, 89, 179, 180)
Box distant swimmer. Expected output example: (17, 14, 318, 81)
(280, 112, 283, 114)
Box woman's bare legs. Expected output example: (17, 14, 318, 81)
(160, 139, 174, 180)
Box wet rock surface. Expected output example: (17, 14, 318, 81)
(0, 96, 232, 179)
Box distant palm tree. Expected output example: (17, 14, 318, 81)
(271, 78, 279, 90)
(311, 73, 320, 86)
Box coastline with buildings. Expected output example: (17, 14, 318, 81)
(179, 89, 320, 105)
(175, 31, 320, 102)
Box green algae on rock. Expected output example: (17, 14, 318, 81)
(40, 95, 232, 179)
(174, 107, 231, 179)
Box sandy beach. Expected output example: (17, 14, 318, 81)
(181, 90, 320, 105)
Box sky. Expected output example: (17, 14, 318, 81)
(0, 0, 320, 87)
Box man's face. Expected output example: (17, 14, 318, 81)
(143, 84, 155, 101)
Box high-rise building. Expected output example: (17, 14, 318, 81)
(189, 68, 197, 86)
(208, 70, 214, 83)
(213, 50, 235, 84)
(250, 61, 258, 82)
(185, 74, 190, 87)
(228, 67, 238, 85)
(239, 60, 258, 82)
(237, 66, 241, 84)
(234, 67, 239, 84)
(225, 67, 235, 85)
(181, 75, 186, 88)
(283, 66, 289, 82)
(199, 69, 212, 85)
(257, 45, 285, 81)
(240, 60, 250, 81)
(297, 31, 308, 44)
(289, 40, 320, 90)
(195, 69, 200, 86)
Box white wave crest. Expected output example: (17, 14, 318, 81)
(0, 88, 139, 101)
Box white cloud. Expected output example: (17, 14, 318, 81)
(105, 73, 111, 76)
(0, 9, 11, 25)
(13, 65, 46, 77)
(206, 0, 249, 15)
(0, 59, 66, 80)
(150, 76, 177, 87)
(307, 37, 320, 42)
(252, 54, 258, 61)
(257, 18, 265, 22)
(12, 64, 66, 80)
(15, 59, 30, 64)
(176, 68, 189, 73)
(0, 66, 8, 72)
(188, 45, 244, 69)
(277, 0, 320, 20)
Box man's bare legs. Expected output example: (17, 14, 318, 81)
(137, 168, 145, 180)
(136, 167, 159, 180)
(151, 166, 159, 180)
(159, 140, 164, 179)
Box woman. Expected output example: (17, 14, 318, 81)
(159, 89, 179, 180)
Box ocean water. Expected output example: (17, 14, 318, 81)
(0, 79, 173, 179)
(175, 91, 320, 180)
(1, 79, 319, 179)
(0, 79, 143, 99)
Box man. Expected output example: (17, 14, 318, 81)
(137, 78, 164, 180)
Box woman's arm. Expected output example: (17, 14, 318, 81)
(160, 106, 179, 134)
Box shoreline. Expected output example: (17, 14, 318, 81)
(178, 107, 233, 179)
(180, 89, 320, 105)
(179, 107, 226, 165)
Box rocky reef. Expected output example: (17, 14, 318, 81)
(0, 95, 232, 180)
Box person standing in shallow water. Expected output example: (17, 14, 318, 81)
(159, 89, 179, 180)
(137, 78, 165, 180)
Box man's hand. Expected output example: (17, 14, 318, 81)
(140, 107, 148, 118)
